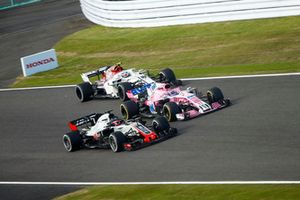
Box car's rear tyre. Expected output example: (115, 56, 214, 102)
(75, 82, 94, 102)
(109, 132, 126, 152)
(159, 68, 176, 84)
(207, 87, 224, 104)
(175, 79, 183, 86)
(63, 131, 82, 152)
(120, 100, 139, 120)
(152, 116, 170, 132)
(117, 82, 133, 101)
(162, 102, 181, 122)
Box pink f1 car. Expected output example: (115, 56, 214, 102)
(119, 82, 231, 121)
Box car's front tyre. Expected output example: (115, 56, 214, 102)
(109, 132, 126, 152)
(207, 87, 224, 104)
(162, 102, 181, 122)
(152, 116, 170, 132)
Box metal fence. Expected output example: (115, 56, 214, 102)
(0, 0, 40, 10)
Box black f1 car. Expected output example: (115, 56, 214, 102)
(63, 111, 177, 152)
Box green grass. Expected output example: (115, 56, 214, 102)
(54, 184, 300, 200)
(13, 16, 300, 87)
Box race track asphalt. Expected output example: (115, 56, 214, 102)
(0, 76, 300, 199)
(1, 1, 300, 199)
(0, 0, 92, 87)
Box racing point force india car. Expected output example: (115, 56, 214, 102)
(75, 64, 181, 102)
(119, 82, 231, 122)
(63, 111, 177, 152)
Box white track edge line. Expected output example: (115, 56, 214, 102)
(0, 84, 75, 92)
(1, 72, 300, 92)
(0, 181, 300, 185)
(181, 72, 300, 81)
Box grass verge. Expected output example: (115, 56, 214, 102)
(54, 184, 300, 200)
(12, 16, 300, 88)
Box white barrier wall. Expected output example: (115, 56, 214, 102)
(80, 0, 300, 27)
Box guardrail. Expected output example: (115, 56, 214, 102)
(0, 0, 40, 10)
(80, 0, 300, 27)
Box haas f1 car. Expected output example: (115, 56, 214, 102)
(75, 64, 181, 102)
(63, 111, 177, 152)
(119, 82, 231, 122)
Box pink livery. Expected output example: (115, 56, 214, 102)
(120, 82, 231, 122)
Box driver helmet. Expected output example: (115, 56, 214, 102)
(121, 71, 130, 78)
(164, 84, 171, 89)
(111, 64, 123, 73)
(109, 114, 124, 126)
(110, 119, 124, 126)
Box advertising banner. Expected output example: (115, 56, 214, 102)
(21, 49, 58, 77)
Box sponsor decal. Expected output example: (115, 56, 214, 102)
(151, 82, 157, 90)
(170, 91, 179, 96)
(187, 94, 195, 98)
(131, 83, 153, 95)
(26, 57, 55, 69)
(135, 124, 151, 134)
(149, 103, 156, 113)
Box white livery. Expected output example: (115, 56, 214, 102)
(75, 64, 181, 102)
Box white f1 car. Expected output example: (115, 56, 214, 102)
(75, 64, 181, 102)
(63, 111, 177, 152)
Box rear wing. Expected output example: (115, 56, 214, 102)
(68, 113, 101, 131)
(81, 66, 110, 83)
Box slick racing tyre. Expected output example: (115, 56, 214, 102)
(63, 131, 83, 152)
(117, 82, 133, 101)
(152, 116, 170, 132)
(75, 82, 94, 102)
(109, 132, 126, 152)
(120, 100, 139, 120)
(162, 102, 181, 122)
(207, 87, 224, 104)
(159, 68, 177, 84)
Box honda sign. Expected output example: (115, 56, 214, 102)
(21, 49, 58, 76)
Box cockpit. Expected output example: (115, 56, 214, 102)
(108, 113, 124, 126)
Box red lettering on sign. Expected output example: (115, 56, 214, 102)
(26, 58, 55, 69)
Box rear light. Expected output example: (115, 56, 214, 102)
(68, 122, 78, 131)
(124, 143, 132, 151)
(144, 138, 150, 143)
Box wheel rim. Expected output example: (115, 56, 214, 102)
(163, 107, 171, 121)
(76, 87, 83, 101)
(120, 105, 128, 120)
(207, 91, 213, 103)
(63, 136, 72, 151)
(109, 136, 117, 152)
